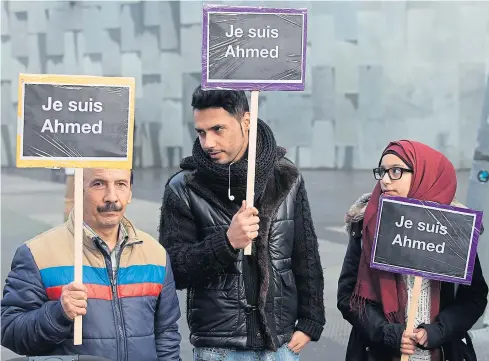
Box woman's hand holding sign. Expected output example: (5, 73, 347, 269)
(401, 328, 428, 356)
(414, 328, 428, 347)
(400, 330, 417, 355)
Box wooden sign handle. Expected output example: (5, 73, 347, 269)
(73, 168, 84, 345)
(400, 276, 423, 361)
(244, 91, 259, 256)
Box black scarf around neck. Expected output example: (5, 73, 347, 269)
(180, 119, 286, 204)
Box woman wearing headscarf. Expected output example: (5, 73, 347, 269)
(337, 140, 488, 361)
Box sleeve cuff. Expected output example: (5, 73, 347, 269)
(417, 323, 442, 349)
(382, 323, 404, 350)
(296, 318, 324, 342)
(45, 301, 73, 332)
(211, 229, 239, 265)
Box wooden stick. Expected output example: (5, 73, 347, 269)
(400, 276, 423, 361)
(244, 90, 259, 256)
(73, 168, 84, 345)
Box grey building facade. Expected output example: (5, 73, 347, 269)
(1, 0, 488, 169)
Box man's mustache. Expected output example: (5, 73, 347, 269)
(97, 202, 123, 213)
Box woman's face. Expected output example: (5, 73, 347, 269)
(377, 154, 413, 197)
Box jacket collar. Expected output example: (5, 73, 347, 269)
(65, 210, 142, 251)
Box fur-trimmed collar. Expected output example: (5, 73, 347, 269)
(344, 193, 372, 235)
(344, 193, 472, 235)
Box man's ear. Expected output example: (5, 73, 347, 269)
(242, 112, 251, 131)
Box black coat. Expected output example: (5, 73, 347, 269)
(159, 157, 325, 351)
(337, 193, 488, 361)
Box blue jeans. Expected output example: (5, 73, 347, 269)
(193, 344, 300, 361)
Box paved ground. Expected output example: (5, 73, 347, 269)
(1, 168, 488, 361)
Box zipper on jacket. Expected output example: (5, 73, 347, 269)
(112, 242, 132, 361)
(98, 239, 140, 361)
(104, 254, 124, 361)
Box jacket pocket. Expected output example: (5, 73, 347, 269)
(189, 274, 239, 334)
(278, 269, 298, 330)
(280, 269, 295, 287)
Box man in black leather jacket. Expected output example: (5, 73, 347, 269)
(158, 86, 325, 360)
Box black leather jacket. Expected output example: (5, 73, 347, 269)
(159, 159, 325, 351)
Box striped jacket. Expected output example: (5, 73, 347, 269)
(1, 213, 181, 361)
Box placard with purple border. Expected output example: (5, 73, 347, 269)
(202, 4, 307, 91)
(370, 196, 483, 285)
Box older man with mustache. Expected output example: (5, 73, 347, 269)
(1, 168, 182, 361)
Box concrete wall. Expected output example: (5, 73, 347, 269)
(1, 1, 489, 169)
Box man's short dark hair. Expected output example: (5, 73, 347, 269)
(191, 85, 249, 120)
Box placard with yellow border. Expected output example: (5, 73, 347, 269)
(16, 73, 135, 169)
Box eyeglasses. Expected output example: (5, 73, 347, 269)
(373, 166, 413, 181)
